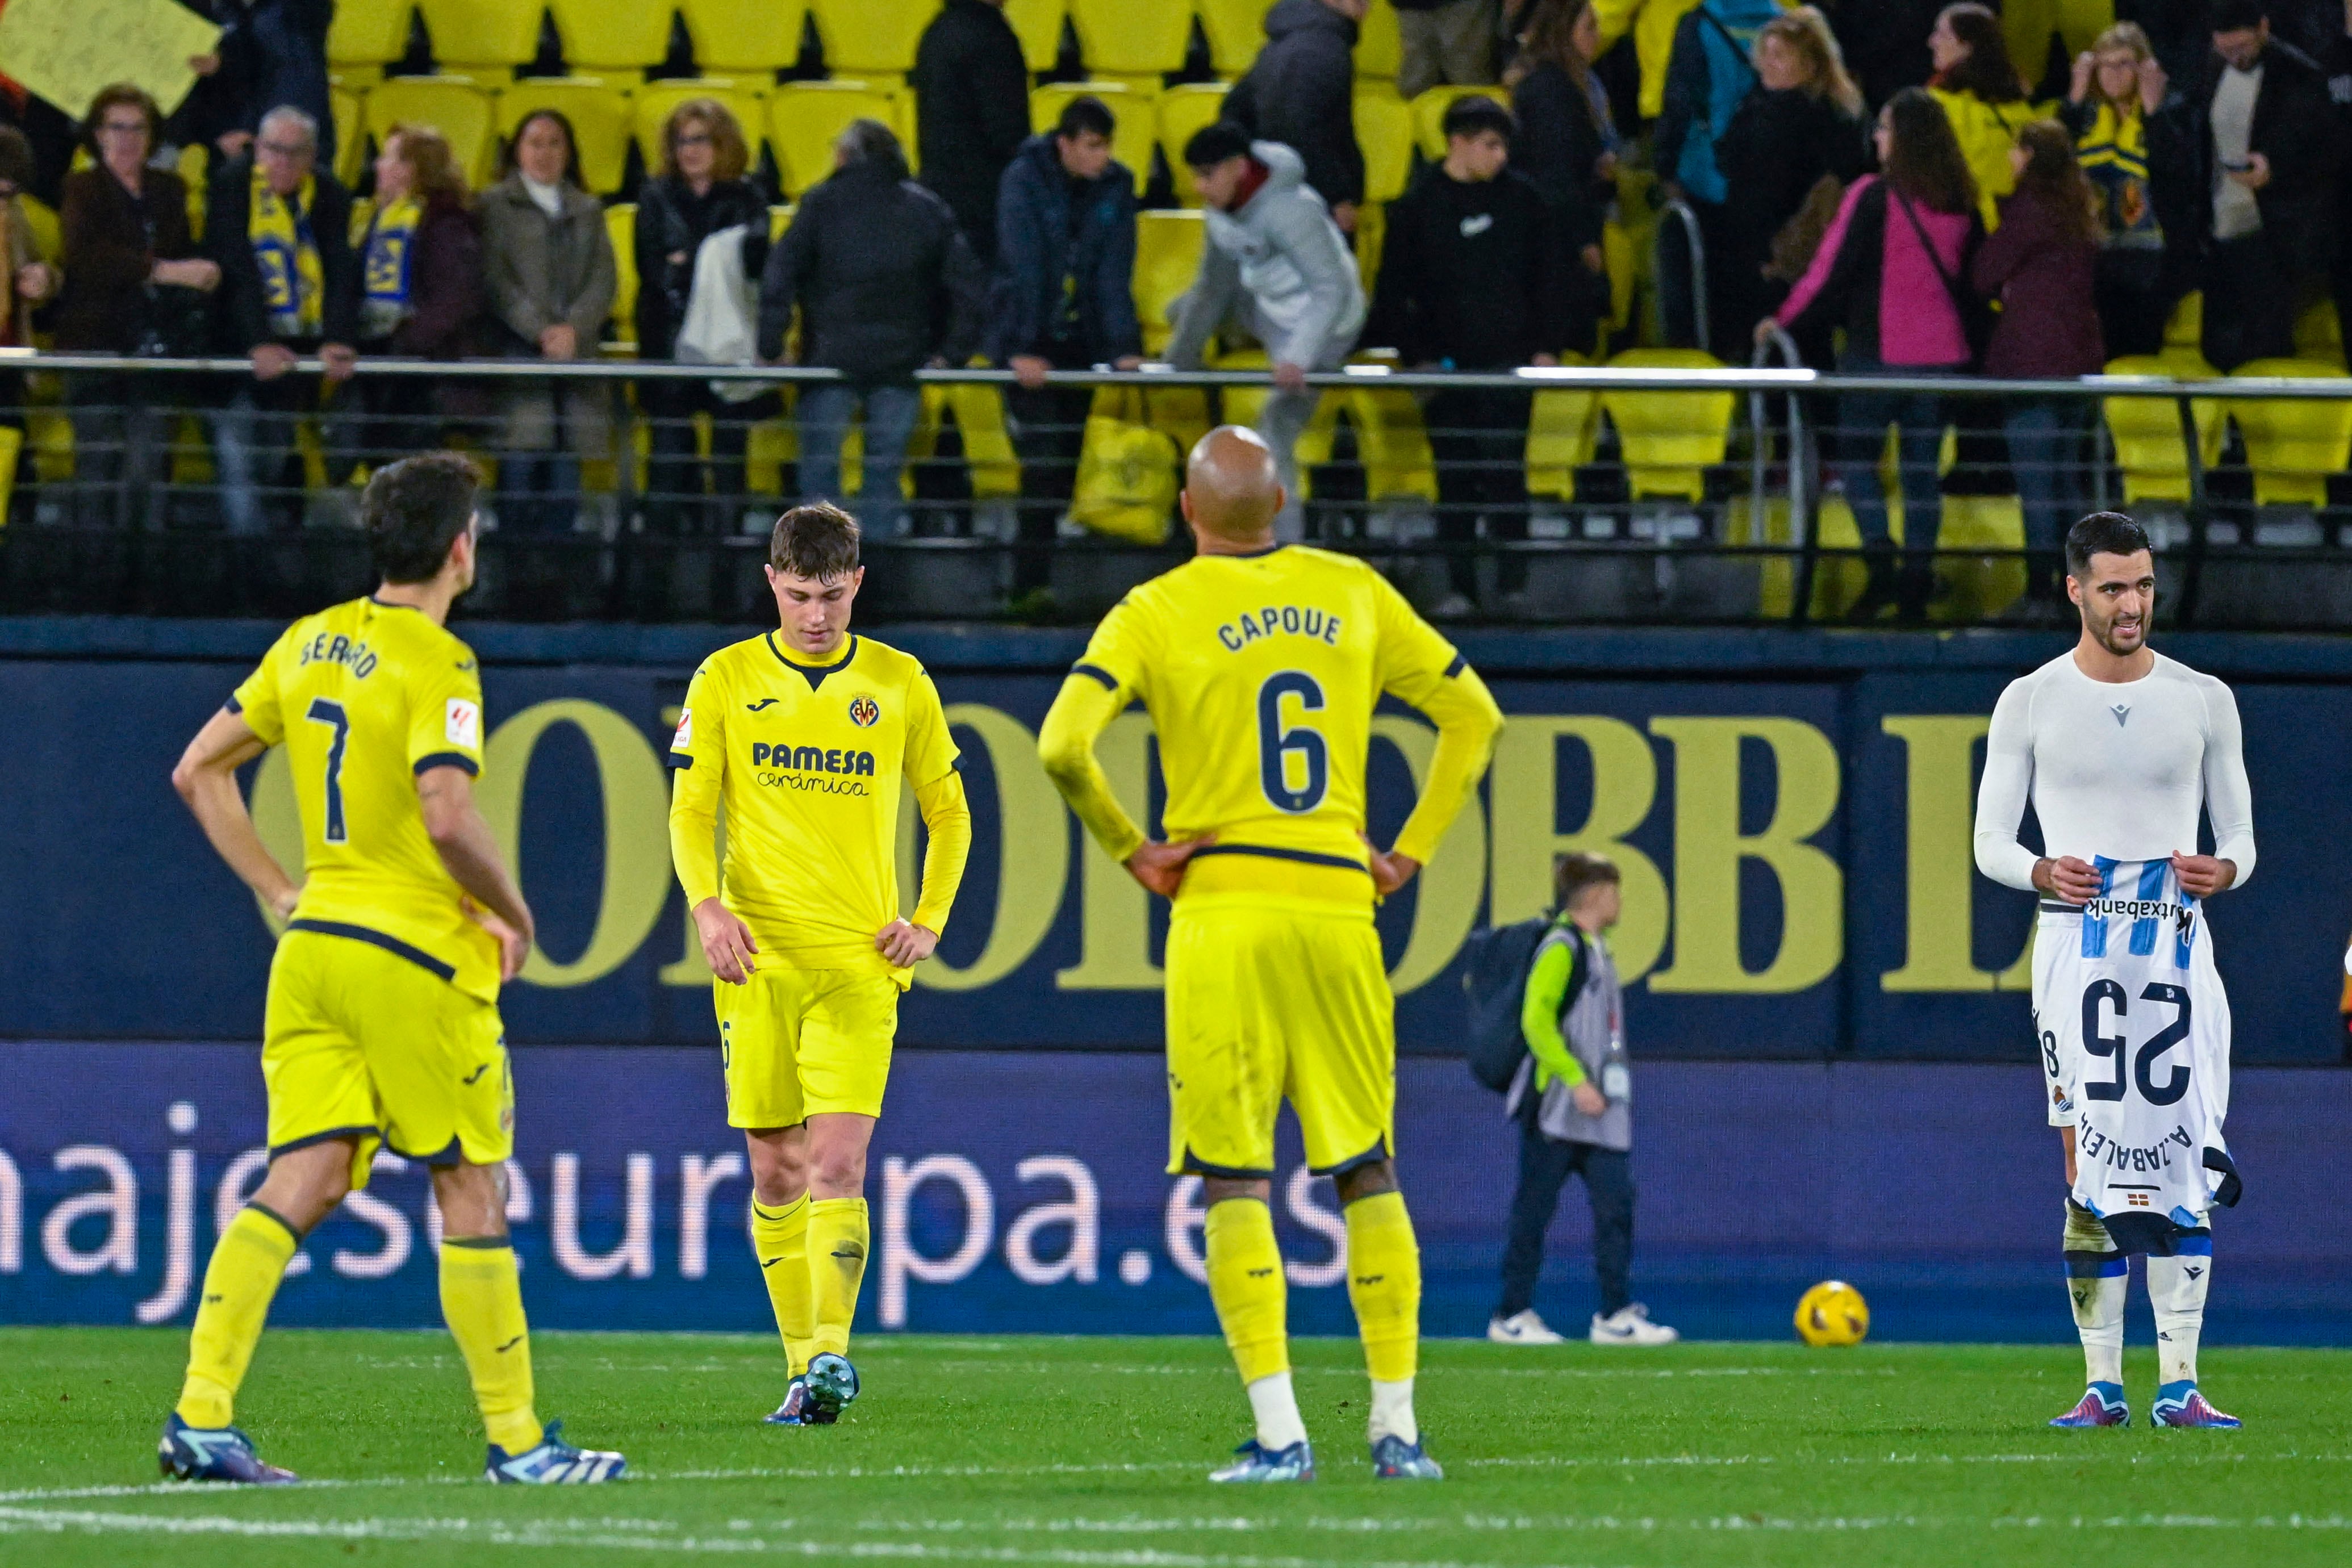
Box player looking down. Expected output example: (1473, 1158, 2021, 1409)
(1974, 511, 2255, 1431)
(669, 501, 971, 1427)
(1038, 427, 1503, 1482)
(163, 453, 624, 1484)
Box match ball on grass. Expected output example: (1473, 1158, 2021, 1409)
(1794, 1280, 1869, 1347)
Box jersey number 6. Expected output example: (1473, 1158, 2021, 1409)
(1256, 671, 1329, 814)
(2081, 979, 2193, 1107)
(305, 696, 352, 844)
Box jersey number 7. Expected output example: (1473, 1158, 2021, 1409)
(306, 696, 352, 844)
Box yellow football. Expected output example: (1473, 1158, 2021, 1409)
(1794, 1280, 1870, 1347)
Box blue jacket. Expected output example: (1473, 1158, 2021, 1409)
(985, 134, 1143, 366)
(1656, 0, 1782, 206)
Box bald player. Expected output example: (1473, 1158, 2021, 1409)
(1039, 428, 1503, 1482)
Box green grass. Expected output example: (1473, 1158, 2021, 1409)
(3, 1329, 2349, 1566)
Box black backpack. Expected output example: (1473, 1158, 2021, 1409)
(1460, 917, 1557, 1092)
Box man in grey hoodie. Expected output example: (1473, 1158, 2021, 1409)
(1168, 123, 1367, 542)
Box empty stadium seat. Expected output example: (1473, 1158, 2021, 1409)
(2226, 358, 2352, 508)
(2164, 290, 2201, 351)
(1005, 0, 1069, 70)
(16, 195, 59, 266)
(1601, 348, 1735, 501)
(1600, 0, 1702, 120)
(548, 0, 677, 84)
(1409, 84, 1503, 161)
(809, 0, 931, 82)
(634, 80, 770, 184)
(1156, 84, 1227, 205)
(329, 86, 367, 186)
(679, 0, 811, 77)
(366, 77, 498, 186)
(1526, 358, 1600, 500)
(606, 203, 637, 347)
(770, 203, 797, 241)
(414, 0, 539, 83)
(1031, 82, 1154, 194)
(767, 82, 906, 199)
(2100, 353, 2225, 505)
(1355, 87, 1411, 204)
(499, 78, 635, 196)
(1357, 0, 1403, 78)
(1067, 0, 1192, 76)
(1132, 209, 1205, 356)
(2296, 297, 2343, 363)
(327, 0, 415, 85)
(1197, 0, 1267, 78)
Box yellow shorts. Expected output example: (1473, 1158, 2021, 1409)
(263, 925, 513, 1191)
(1163, 899, 1396, 1178)
(715, 968, 898, 1128)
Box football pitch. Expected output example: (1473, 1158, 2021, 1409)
(3, 1331, 2348, 1567)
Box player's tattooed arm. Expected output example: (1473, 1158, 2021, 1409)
(173, 706, 300, 920)
(418, 764, 536, 981)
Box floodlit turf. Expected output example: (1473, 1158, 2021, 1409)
(2, 1330, 2348, 1566)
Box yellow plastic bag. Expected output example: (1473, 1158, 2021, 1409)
(1070, 387, 1179, 545)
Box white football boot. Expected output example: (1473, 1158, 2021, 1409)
(1590, 1303, 1679, 1345)
(1487, 1309, 1566, 1345)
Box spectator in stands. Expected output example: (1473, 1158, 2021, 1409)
(987, 96, 1143, 604)
(1225, 0, 1368, 236)
(1766, 87, 1982, 625)
(912, 0, 1033, 266)
(174, 1, 336, 170)
(1364, 96, 1566, 617)
(204, 106, 358, 536)
(1974, 120, 2104, 619)
(634, 99, 776, 537)
(343, 124, 485, 471)
(1506, 0, 1616, 354)
(2183, 0, 2343, 370)
(2063, 22, 2194, 357)
(479, 109, 617, 535)
(54, 85, 218, 529)
(1654, 0, 1783, 362)
(1397, 0, 1502, 98)
(1719, 9, 1869, 366)
(760, 119, 986, 538)
(1927, 4, 2035, 228)
(1822, 0, 1943, 109)
(1169, 124, 1367, 543)
(0, 126, 60, 441)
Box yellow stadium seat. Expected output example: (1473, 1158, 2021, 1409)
(1032, 82, 1154, 194)
(1067, 0, 1192, 75)
(917, 375, 1022, 498)
(1353, 198, 1385, 300)
(548, 0, 676, 83)
(2296, 297, 2343, 362)
(771, 203, 796, 240)
(767, 82, 906, 199)
(809, 0, 931, 81)
(1601, 348, 1735, 501)
(680, 0, 812, 76)
(499, 78, 636, 196)
(1158, 83, 1227, 206)
(2225, 357, 2352, 507)
(1197, 0, 1267, 78)
(1355, 87, 1411, 204)
(635, 80, 770, 183)
(1005, 0, 1068, 70)
(1597, 0, 1701, 120)
(415, 0, 539, 82)
(1133, 208, 1205, 356)
(0, 424, 22, 521)
(366, 77, 498, 186)
(2100, 353, 2224, 505)
(2164, 290, 2201, 350)
(1526, 357, 1599, 500)
(329, 86, 367, 186)
(17, 195, 59, 264)
(328, 0, 414, 81)
(1357, 0, 1402, 78)
(1409, 84, 1504, 161)
(606, 203, 637, 348)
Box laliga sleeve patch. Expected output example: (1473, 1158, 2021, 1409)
(674, 708, 694, 750)
(445, 697, 481, 749)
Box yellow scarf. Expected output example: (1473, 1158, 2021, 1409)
(359, 194, 422, 338)
(249, 165, 323, 338)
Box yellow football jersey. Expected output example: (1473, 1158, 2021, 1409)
(231, 596, 500, 1002)
(1062, 545, 1494, 905)
(668, 632, 962, 977)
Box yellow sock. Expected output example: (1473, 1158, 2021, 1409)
(750, 1196, 814, 1375)
(440, 1237, 542, 1453)
(1204, 1198, 1290, 1385)
(806, 1197, 869, 1359)
(177, 1203, 299, 1428)
(1345, 1191, 1421, 1384)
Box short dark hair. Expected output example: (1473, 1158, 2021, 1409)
(1553, 851, 1622, 909)
(1442, 94, 1516, 144)
(2065, 511, 2153, 578)
(364, 452, 480, 583)
(1056, 94, 1117, 143)
(770, 502, 861, 582)
(82, 83, 162, 151)
(503, 107, 583, 186)
(2211, 0, 2266, 31)
(1184, 121, 1254, 169)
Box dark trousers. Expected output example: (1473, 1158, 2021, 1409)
(65, 372, 176, 529)
(641, 378, 781, 536)
(2203, 233, 2301, 372)
(1496, 1113, 1634, 1321)
(1835, 383, 1946, 556)
(1425, 386, 1530, 600)
(1006, 383, 1094, 593)
(2004, 396, 2090, 597)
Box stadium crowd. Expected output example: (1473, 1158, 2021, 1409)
(2, 0, 2350, 621)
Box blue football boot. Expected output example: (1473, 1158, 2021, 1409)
(801, 1352, 859, 1423)
(485, 1420, 626, 1482)
(1208, 1439, 1315, 1483)
(2049, 1382, 2130, 1428)
(2152, 1381, 2241, 1428)
(1371, 1433, 1444, 1479)
(764, 1375, 822, 1426)
(158, 1412, 298, 1484)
